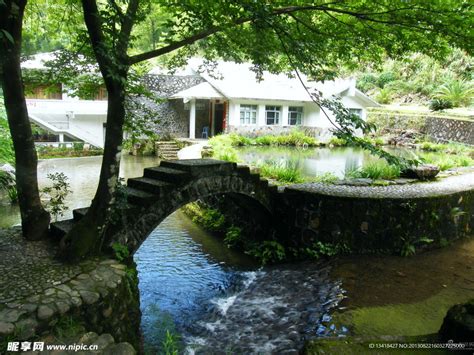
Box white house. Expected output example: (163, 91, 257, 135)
(21, 54, 379, 147)
(169, 60, 380, 140)
(22, 52, 108, 148)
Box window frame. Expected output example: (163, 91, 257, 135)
(288, 106, 303, 126)
(265, 105, 281, 125)
(349, 108, 363, 118)
(239, 104, 258, 125)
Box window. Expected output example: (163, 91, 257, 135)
(265, 106, 281, 125)
(240, 105, 257, 125)
(25, 84, 62, 100)
(349, 108, 363, 118)
(288, 106, 303, 125)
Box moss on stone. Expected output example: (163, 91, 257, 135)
(304, 335, 448, 354)
(331, 287, 473, 338)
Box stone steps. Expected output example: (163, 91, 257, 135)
(155, 141, 180, 160)
(143, 166, 191, 183)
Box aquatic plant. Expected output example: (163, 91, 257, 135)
(247, 240, 286, 265)
(259, 161, 304, 184)
(347, 160, 401, 180)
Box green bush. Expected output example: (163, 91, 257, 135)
(328, 137, 348, 146)
(433, 79, 474, 107)
(224, 225, 242, 248)
(0, 170, 17, 203)
(0, 108, 14, 164)
(375, 87, 392, 104)
(247, 240, 286, 265)
(429, 98, 453, 111)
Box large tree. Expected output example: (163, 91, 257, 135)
(0, 0, 50, 240)
(58, 0, 472, 260)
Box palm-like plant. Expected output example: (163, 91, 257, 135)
(434, 79, 474, 107)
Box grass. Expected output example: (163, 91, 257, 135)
(309, 172, 340, 184)
(419, 152, 474, 171)
(209, 131, 319, 149)
(347, 160, 401, 180)
(258, 161, 304, 184)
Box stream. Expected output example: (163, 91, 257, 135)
(1, 152, 473, 353)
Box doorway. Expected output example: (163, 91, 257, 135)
(213, 103, 224, 136)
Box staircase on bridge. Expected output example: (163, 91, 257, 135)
(50, 159, 277, 242)
(155, 141, 180, 160)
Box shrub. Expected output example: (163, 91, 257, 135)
(328, 137, 347, 146)
(40, 172, 72, 221)
(224, 226, 242, 248)
(0, 109, 14, 164)
(0, 170, 17, 203)
(429, 98, 453, 111)
(247, 240, 286, 265)
(433, 79, 474, 107)
(375, 87, 392, 104)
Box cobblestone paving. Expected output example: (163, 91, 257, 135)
(287, 171, 474, 199)
(0, 228, 95, 305)
(0, 229, 135, 354)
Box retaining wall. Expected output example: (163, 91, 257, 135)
(275, 174, 474, 255)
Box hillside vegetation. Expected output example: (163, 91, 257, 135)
(353, 49, 473, 110)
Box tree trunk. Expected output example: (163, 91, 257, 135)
(0, 0, 50, 240)
(60, 82, 127, 259)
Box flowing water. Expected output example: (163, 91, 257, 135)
(1, 150, 473, 354)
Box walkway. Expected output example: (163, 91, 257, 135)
(287, 171, 474, 199)
(177, 139, 208, 159)
(0, 228, 137, 353)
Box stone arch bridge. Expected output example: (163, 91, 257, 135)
(51, 159, 279, 254)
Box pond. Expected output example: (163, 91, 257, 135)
(0, 152, 472, 353)
(236, 145, 382, 178)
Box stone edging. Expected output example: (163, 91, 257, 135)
(284, 171, 474, 199)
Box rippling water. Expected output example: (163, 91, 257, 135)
(134, 211, 344, 354)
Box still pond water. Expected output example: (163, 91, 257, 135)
(1, 150, 473, 353)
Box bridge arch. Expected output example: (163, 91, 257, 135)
(107, 159, 278, 254)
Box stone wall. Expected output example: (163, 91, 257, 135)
(367, 110, 474, 145)
(227, 125, 328, 139)
(131, 74, 206, 138)
(424, 117, 474, 145)
(275, 180, 474, 255)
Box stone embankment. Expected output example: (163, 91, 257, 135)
(0, 228, 140, 354)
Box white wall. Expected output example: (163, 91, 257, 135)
(229, 99, 320, 128)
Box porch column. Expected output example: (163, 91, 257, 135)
(59, 133, 64, 143)
(189, 98, 196, 139)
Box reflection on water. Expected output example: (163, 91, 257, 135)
(0, 155, 161, 227)
(237, 146, 382, 178)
